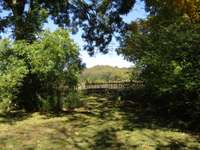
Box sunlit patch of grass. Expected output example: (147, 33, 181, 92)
(117, 129, 200, 149)
(0, 96, 199, 150)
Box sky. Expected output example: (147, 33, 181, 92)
(76, 1, 147, 68)
(1, 1, 147, 68)
(42, 0, 147, 68)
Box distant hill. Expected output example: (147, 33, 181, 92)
(80, 65, 131, 82)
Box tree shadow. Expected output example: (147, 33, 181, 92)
(156, 141, 185, 150)
(156, 139, 200, 150)
(120, 104, 200, 135)
(0, 94, 199, 149)
(91, 127, 124, 150)
(0, 110, 32, 124)
(117, 87, 200, 133)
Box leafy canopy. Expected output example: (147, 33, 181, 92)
(0, 0, 135, 54)
(119, 20, 200, 93)
(118, 0, 200, 93)
(117, 1, 200, 129)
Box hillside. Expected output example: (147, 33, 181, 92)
(81, 65, 131, 82)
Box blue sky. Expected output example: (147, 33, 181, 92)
(78, 1, 147, 68)
(1, 1, 147, 68)
(43, 1, 147, 68)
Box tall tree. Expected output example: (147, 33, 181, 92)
(0, 0, 135, 52)
(0, 0, 69, 41)
(70, 0, 136, 55)
(117, 0, 200, 127)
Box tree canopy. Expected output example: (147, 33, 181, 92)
(0, 0, 69, 41)
(118, 0, 200, 92)
(116, 0, 200, 129)
(1, 0, 199, 53)
(0, 0, 136, 54)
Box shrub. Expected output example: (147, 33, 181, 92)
(0, 29, 84, 112)
(64, 91, 85, 110)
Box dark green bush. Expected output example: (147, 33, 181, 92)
(0, 29, 83, 112)
(64, 91, 85, 110)
(118, 18, 200, 131)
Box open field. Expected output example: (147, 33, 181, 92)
(0, 96, 200, 150)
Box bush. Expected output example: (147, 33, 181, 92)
(64, 91, 85, 110)
(118, 19, 200, 131)
(0, 29, 84, 112)
(37, 96, 58, 112)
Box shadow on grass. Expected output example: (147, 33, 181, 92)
(119, 101, 200, 134)
(91, 127, 124, 150)
(0, 94, 199, 149)
(156, 141, 187, 150)
(0, 111, 32, 124)
(118, 87, 200, 132)
(40, 110, 96, 118)
(156, 138, 200, 150)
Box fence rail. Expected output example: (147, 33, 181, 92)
(79, 81, 143, 90)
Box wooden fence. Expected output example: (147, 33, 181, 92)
(79, 80, 143, 90)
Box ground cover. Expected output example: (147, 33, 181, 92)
(0, 96, 199, 150)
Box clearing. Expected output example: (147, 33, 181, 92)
(0, 95, 199, 150)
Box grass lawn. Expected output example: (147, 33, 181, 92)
(0, 96, 199, 150)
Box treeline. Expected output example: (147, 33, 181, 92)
(80, 65, 133, 83)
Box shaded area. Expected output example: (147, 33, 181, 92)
(112, 87, 200, 133)
(92, 128, 124, 150)
(0, 95, 199, 150)
(0, 111, 32, 125)
(119, 96, 200, 133)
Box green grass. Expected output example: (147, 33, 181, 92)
(0, 96, 199, 150)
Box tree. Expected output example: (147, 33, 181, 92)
(0, 0, 69, 41)
(117, 0, 200, 128)
(144, 0, 200, 23)
(0, 0, 136, 53)
(118, 0, 200, 92)
(1, 0, 199, 54)
(0, 39, 28, 111)
(70, 0, 136, 55)
(119, 20, 200, 93)
(0, 29, 83, 112)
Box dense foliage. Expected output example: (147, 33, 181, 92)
(0, 0, 135, 54)
(118, 1, 200, 130)
(119, 20, 200, 94)
(0, 0, 69, 41)
(0, 0, 199, 131)
(0, 29, 83, 112)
